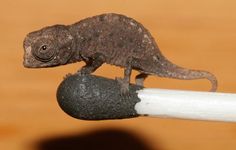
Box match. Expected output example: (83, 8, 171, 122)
(57, 74, 236, 122)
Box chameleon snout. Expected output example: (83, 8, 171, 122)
(23, 45, 33, 68)
(23, 35, 32, 67)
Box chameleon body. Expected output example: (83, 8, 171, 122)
(23, 13, 217, 93)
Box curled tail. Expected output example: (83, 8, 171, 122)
(154, 59, 218, 92)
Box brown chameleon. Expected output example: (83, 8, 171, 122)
(23, 13, 217, 93)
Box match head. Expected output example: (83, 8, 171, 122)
(57, 74, 143, 120)
(23, 25, 74, 68)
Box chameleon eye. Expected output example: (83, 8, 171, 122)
(32, 42, 56, 62)
(41, 45, 47, 50)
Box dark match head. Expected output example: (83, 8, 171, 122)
(57, 74, 143, 120)
(23, 25, 75, 68)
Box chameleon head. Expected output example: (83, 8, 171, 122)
(23, 25, 75, 68)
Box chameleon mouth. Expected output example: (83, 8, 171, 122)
(23, 60, 34, 68)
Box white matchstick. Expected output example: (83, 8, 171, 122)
(136, 88, 236, 122)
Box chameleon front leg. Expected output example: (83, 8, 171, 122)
(78, 53, 105, 75)
(64, 53, 105, 79)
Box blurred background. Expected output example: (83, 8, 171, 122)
(1, 0, 236, 150)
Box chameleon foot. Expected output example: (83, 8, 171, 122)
(115, 77, 131, 99)
(63, 73, 73, 79)
(64, 71, 87, 80)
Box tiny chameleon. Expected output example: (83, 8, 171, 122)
(23, 13, 217, 93)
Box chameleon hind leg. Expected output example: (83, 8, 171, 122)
(116, 57, 133, 95)
(116, 57, 149, 94)
(135, 73, 148, 86)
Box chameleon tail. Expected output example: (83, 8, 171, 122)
(156, 60, 218, 92)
